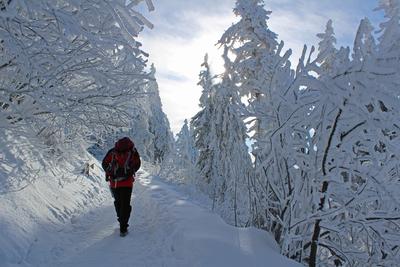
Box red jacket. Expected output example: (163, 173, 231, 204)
(102, 137, 141, 188)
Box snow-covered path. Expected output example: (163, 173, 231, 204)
(55, 170, 184, 267)
(26, 169, 300, 267)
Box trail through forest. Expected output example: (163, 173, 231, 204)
(23, 169, 300, 267)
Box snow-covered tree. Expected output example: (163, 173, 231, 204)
(175, 120, 197, 167)
(93, 62, 173, 164)
(353, 18, 377, 63)
(0, 0, 154, 157)
(218, 0, 299, 236)
(197, 1, 400, 265)
(164, 119, 199, 183)
(315, 20, 338, 75)
(197, 54, 214, 109)
(146, 64, 174, 164)
(192, 49, 253, 226)
(126, 100, 154, 162)
(218, 0, 279, 98)
(217, 0, 294, 168)
(376, 0, 400, 58)
(277, 15, 400, 265)
(217, 1, 289, 163)
(191, 54, 216, 189)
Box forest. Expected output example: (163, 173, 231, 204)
(1, 0, 399, 266)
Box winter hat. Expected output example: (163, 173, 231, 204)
(115, 137, 134, 152)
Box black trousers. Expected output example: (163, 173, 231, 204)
(110, 187, 132, 231)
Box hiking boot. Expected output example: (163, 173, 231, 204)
(120, 227, 128, 237)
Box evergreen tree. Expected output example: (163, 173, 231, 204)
(171, 119, 198, 183)
(217, 0, 294, 172)
(211, 81, 251, 226)
(316, 20, 338, 75)
(176, 119, 197, 166)
(218, 0, 279, 97)
(218, 0, 296, 234)
(147, 64, 174, 164)
(376, 0, 400, 58)
(353, 18, 377, 63)
(127, 100, 154, 162)
(191, 54, 216, 190)
(192, 51, 253, 226)
(217, 1, 291, 163)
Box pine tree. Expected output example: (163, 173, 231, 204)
(172, 119, 198, 183)
(147, 64, 174, 164)
(209, 53, 253, 226)
(192, 51, 253, 226)
(353, 18, 377, 63)
(127, 101, 154, 162)
(218, 0, 297, 235)
(191, 54, 216, 189)
(217, 0, 293, 170)
(316, 20, 338, 75)
(218, 0, 279, 97)
(376, 0, 400, 58)
(176, 120, 197, 166)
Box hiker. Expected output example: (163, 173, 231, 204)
(102, 137, 141, 236)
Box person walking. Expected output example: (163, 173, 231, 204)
(102, 137, 141, 237)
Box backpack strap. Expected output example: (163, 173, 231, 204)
(111, 151, 117, 177)
(123, 150, 132, 175)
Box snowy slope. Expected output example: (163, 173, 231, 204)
(0, 157, 108, 267)
(0, 131, 108, 267)
(1, 150, 301, 267)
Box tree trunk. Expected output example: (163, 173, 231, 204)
(234, 175, 238, 227)
(309, 108, 342, 267)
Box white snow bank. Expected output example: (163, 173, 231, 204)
(0, 132, 109, 267)
(139, 175, 301, 267)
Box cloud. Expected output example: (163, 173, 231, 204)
(138, 1, 236, 133)
(267, 0, 381, 61)
(156, 77, 201, 133)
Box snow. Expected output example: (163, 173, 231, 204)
(1, 0, 399, 265)
(0, 159, 300, 267)
(0, 139, 106, 267)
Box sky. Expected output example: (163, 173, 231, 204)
(138, 0, 383, 134)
